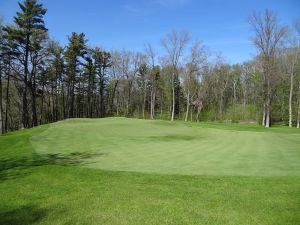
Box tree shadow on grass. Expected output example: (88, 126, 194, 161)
(148, 134, 199, 141)
(0, 151, 105, 181)
(0, 204, 50, 225)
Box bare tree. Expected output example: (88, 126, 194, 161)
(108, 51, 122, 115)
(183, 40, 207, 121)
(295, 20, 300, 128)
(145, 43, 157, 119)
(249, 9, 287, 127)
(161, 30, 189, 121)
(284, 45, 300, 127)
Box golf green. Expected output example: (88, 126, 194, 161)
(30, 118, 300, 176)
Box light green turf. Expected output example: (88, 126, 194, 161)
(30, 117, 300, 176)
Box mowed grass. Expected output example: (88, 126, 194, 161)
(0, 118, 299, 225)
(31, 117, 300, 176)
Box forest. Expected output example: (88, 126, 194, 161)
(0, 0, 300, 134)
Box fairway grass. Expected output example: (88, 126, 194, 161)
(31, 118, 300, 176)
(1, 118, 300, 225)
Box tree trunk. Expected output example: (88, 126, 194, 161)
(5, 58, 11, 132)
(99, 73, 105, 117)
(54, 71, 59, 121)
(288, 70, 294, 127)
(171, 73, 175, 121)
(142, 81, 147, 119)
(87, 74, 92, 117)
(109, 80, 118, 116)
(297, 82, 300, 129)
(0, 62, 3, 135)
(196, 103, 203, 122)
(31, 72, 38, 127)
(219, 94, 224, 117)
(39, 81, 45, 125)
(185, 89, 190, 122)
(62, 83, 66, 119)
(23, 33, 30, 128)
(233, 81, 237, 119)
(127, 80, 133, 116)
(22, 85, 28, 128)
(265, 97, 271, 128)
(51, 84, 55, 121)
(297, 100, 300, 128)
(262, 102, 266, 126)
(265, 78, 271, 128)
(68, 82, 75, 118)
(150, 87, 156, 120)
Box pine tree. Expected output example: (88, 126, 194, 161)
(5, 0, 47, 128)
(64, 32, 87, 118)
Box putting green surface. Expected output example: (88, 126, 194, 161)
(30, 117, 300, 176)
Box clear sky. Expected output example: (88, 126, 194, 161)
(0, 0, 299, 64)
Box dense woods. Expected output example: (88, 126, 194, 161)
(0, 0, 300, 134)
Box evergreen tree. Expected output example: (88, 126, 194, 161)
(5, 0, 47, 128)
(64, 32, 87, 118)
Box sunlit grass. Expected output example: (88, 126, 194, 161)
(0, 118, 299, 225)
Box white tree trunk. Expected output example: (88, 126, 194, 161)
(265, 110, 270, 128)
(265, 97, 270, 128)
(297, 82, 300, 128)
(297, 100, 300, 128)
(262, 103, 266, 126)
(196, 102, 203, 122)
(185, 89, 190, 122)
(150, 86, 156, 120)
(289, 72, 294, 127)
(150, 88, 154, 119)
(171, 74, 175, 121)
(152, 91, 156, 119)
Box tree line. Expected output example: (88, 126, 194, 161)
(0, 0, 300, 134)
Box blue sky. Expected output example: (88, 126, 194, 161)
(0, 0, 299, 64)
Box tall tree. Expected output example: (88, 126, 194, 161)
(92, 47, 111, 117)
(249, 9, 287, 127)
(64, 32, 86, 118)
(0, 20, 3, 135)
(161, 30, 189, 121)
(136, 63, 149, 118)
(295, 20, 300, 128)
(145, 43, 158, 119)
(183, 40, 207, 121)
(84, 51, 96, 117)
(48, 40, 64, 121)
(5, 0, 47, 128)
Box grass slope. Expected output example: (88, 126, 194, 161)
(0, 118, 300, 225)
(31, 118, 300, 176)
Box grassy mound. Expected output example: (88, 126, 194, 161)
(31, 118, 300, 176)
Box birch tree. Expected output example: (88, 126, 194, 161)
(161, 31, 189, 121)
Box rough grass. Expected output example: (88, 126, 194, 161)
(0, 118, 300, 225)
